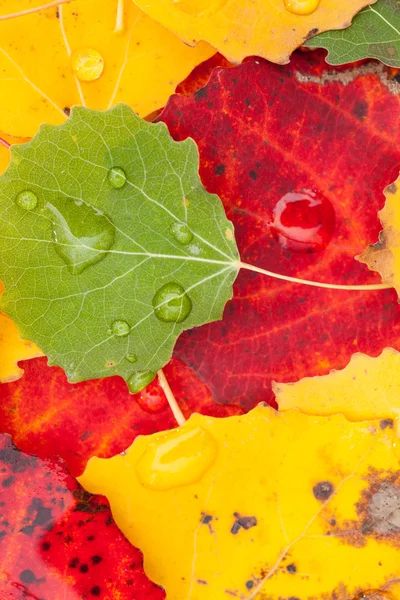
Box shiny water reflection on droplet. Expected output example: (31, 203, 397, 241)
(270, 189, 335, 253)
(71, 48, 104, 82)
(171, 222, 193, 245)
(135, 426, 218, 490)
(108, 167, 127, 189)
(47, 198, 115, 274)
(284, 0, 320, 15)
(16, 190, 38, 211)
(127, 370, 156, 394)
(152, 282, 192, 323)
(111, 320, 130, 337)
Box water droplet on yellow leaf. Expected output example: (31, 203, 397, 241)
(284, 0, 320, 15)
(71, 48, 104, 82)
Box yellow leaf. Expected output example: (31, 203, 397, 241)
(130, 0, 374, 64)
(0, 0, 214, 137)
(79, 405, 400, 599)
(274, 347, 400, 425)
(359, 176, 400, 293)
(0, 310, 43, 383)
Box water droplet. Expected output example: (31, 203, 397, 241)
(111, 320, 130, 337)
(47, 198, 115, 274)
(136, 426, 218, 490)
(284, 0, 320, 15)
(125, 354, 138, 363)
(16, 190, 38, 211)
(127, 370, 156, 394)
(270, 189, 335, 253)
(108, 167, 126, 189)
(171, 222, 193, 245)
(71, 48, 104, 82)
(136, 386, 168, 414)
(152, 282, 192, 323)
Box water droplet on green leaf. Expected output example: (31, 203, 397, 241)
(111, 320, 130, 337)
(47, 198, 115, 274)
(171, 222, 193, 245)
(152, 282, 192, 323)
(126, 354, 138, 363)
(108, 167, 127, 189)
(16, 190, 38, 211)
(128, 370, 156, 394)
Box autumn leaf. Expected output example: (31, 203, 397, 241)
(274, 347, 400, 425)
(0, 356, 242, 476)
(0, 105, 238, 389)
(0, 307, 43, 383)
(0, 0, 214, 137)
(0, 433, 164, 599)
(79, 404, 400, 599)
(306, 0, 400, 67)
(159, 50, 400, 410)
(358, 174, 400, 293)
(130, 0, 374, 64)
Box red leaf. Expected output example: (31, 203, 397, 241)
(160, 51, 400, 409)
(0, 434, 164, 599)
(0, 357, 242, 476)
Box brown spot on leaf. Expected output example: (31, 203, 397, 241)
(230, 512, 257, 534)
(380, 419, 394, 430)
(313, 481, 334, 501)
(354, 590, 395, 600)
(387, 183, 397, 194)
(304, 27, 319, 40)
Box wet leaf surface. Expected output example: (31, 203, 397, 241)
(159, 50, 400, 410)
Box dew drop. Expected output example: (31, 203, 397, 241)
(284, 0, 320, 15)
(125, 354, 138, 363)
(152, 282, 192, 323)
(270, 189, 335, 253)
(108, 167, 126, 189)
(16, 190, 38, 211)
(136, 426, 218, 490)
(47, 198, 115, 274)
(171, 222, 193, 245)
(127, 370, 156, 394)
(135, 386, 168, 414)
(71, 49, 104, 82)
(111, 320, 130, 337)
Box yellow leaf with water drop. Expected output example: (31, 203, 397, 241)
(79, 404, 400, 599)
(359, 175, 400, 295)
(0, 0, 214, 137)
(0, 282, 43, 382)
(130, 0, 375, 64)
(274, 347, 400, 426)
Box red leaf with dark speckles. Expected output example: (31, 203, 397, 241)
(159, 51, 400, 409)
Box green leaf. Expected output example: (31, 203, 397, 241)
(0, 105, 239, 389)
(306, 0, 400, 68)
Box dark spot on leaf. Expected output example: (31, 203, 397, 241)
(79, 563, 89, 573)
(20, 569, 36, 584)
(63, 107, 71, 116)
(313, 481, 334, 501)
(197, 579, 208, 585)
(245, 580, 254, 590)
(304, 27, 318, 40)
(214, 163, 226, 176)
(249, 170, 257, 180)
(42, 541, 51, 551)
(353, 100, 368, 121)
(90, 586, 101, 596)
(201, 513, 213, 524)
(286, 563, 296, 573)
(387, 183, 397, 194)
(231, 512, 257, 534)
(194, 87, 207, 102)
(2, 475, 15, 488)
(380, 419, 394, 429)
(91, 555, 102, 565)
(69, 557, 79, 568)
(330, 518, 337, 526)
(87, 535, 95, 541)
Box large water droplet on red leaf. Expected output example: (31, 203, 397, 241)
(135, 381, 169, 414)
(270, 189, 335, 253)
